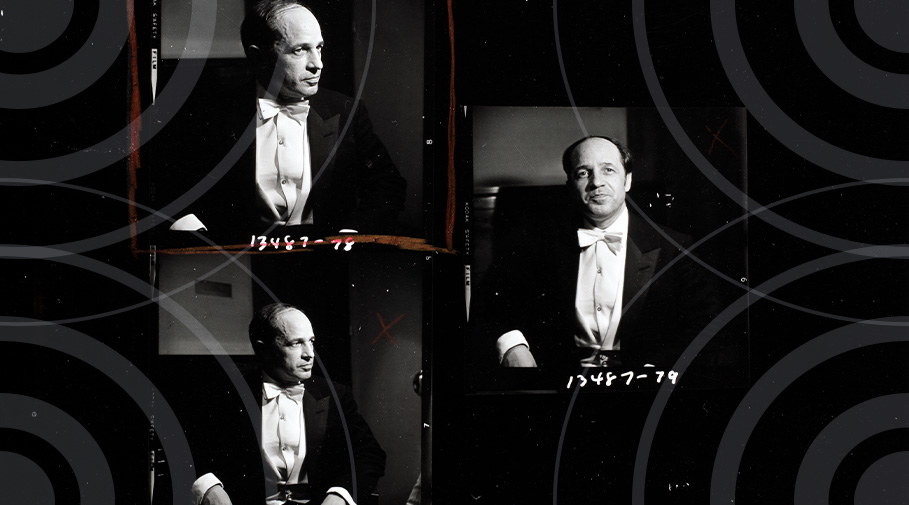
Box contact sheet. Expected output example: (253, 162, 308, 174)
(1, 1, 907, 504)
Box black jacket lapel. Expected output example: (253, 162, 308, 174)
(307, 105, 340, 187)
(619, 215, 661, 342)
(302, 384, 330, 471)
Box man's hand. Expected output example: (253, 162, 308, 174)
(502, 345, 538, 367)
(321, 493, 348, 505)
(200, 485, 232, 505)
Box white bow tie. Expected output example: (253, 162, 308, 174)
(263, 381, 305, 403)
(577, 228, 623, 254)
(258, 98, 310, 124)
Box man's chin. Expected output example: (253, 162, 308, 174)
(301, 85, 319, 98)
(586, 203, 616, 216)
(584, 206, 621, 227)
(276, 87, 318, 102)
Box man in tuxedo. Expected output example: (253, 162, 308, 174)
(476, 136, 719, 376)
(192, 303, 385, 505)
(164, 0, 406, 240)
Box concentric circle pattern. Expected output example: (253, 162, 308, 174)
(0, 394, 114, 504)
(3, 2, 907, 504)
(0, 451, 56, 504)
(0, 1, 73, 54)
(794, 0, 909, 110)
(0, 0, 216, 184)
(0, 1, 126, 109)
(854, 452, 909, 505)
(542, 2, 909, 503)
(793, 395, 909, 505)
(708, 0, 909, 182)
(1, 2, 393, 503)
(854, 0, 909, 53)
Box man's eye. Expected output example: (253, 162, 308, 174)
(575, 170, 589, 179)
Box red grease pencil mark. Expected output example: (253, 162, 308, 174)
(706, 118, 735, 157)
(373, 313, 404, 344)
(445, 0, 456, 250)
(143, 235, 456, 255)
(127, 0, 141, 256)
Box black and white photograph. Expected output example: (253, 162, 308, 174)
(2, 1, 909, 505)
(465, 106, 748, 393)
(151, 250, 426, 504)
(142, 0, 426, 246)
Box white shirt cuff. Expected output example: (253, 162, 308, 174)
(327, 486, 357, 505)
(170, 213, 208, 231)
(191, 473, 222, 505)
(496, 330, 529, 363)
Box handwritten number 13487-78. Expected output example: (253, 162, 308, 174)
(250, 235, 355, 251)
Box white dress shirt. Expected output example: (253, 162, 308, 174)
(262, 379, 308, 503)
(190, 374, 356, 505)
(574, 205, 628, 351)
(256, 93, 314, 226)
(496, 205, 629, 363)
(170, 92, 360, 233)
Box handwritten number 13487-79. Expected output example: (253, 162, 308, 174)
(566, 370, 678, 388)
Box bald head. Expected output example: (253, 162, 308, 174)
(250, 303, 316, 386)
(241, 1, 324, 100)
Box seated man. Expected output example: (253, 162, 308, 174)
(192, 303, 386, 505)
(473, 136, 720, 377)
(159, 0, 406, 240)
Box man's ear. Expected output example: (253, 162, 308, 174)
(624, 172, 633, 192)
(246, 44, 274, 73)
(246, 44, 262, 62)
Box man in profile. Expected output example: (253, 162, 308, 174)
(191, 303, 386, 505)
(163, 0, 406, 239)
(475, 136, 720, 376)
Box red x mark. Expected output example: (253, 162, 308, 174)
(372, 312, 404, 344)
(706, 118, 736, 156)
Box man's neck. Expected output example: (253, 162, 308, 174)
(262, 371, 303, 388)
(580, 205, 628, 230)
(256, 83, 309, 104)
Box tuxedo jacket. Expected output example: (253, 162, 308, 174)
(472, 198, 720, 376)
(167, 373, 385, 505)
(150, 82, 407, 243)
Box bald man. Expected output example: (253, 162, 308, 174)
(193, 303, 385, 505)
(474, 136, 720, 378)
(164, 0, 406, 240)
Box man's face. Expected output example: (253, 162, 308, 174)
(566, 138, 632, 229)
(269, 5, 323, 100)
(260, 308, 315, 386)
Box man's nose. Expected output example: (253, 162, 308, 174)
(588, 170, 605, 188)
(308, 52, 322, 72)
